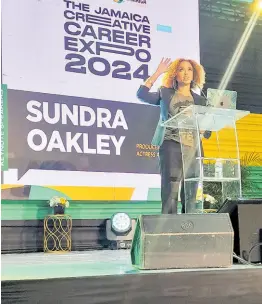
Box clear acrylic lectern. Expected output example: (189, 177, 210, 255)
(162, 105, 250, 213)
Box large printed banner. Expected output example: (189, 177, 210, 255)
(2, 0, 200, 200)
(7, 89, 159, 178)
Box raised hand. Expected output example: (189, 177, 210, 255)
(155, 58, 172, 75)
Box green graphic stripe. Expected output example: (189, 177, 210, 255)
(1, 200, 162, 220)
(1, 84, 8, 171)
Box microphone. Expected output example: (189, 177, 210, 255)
(191, 80, 212, 139)
(191, 81, 209, 105)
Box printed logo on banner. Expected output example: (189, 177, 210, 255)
(113, 0, 147, 4)
(128, 0, 147, 4)
(63, 1, 150, 81)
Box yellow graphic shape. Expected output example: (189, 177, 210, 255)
(47, 186, 135, 201)
(203, 113, 262, 162)
(1, 185, 24, 189)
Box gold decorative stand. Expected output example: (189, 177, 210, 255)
(44, 214, 72, 253)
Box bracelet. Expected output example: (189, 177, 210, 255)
(145, 78, 153, 87)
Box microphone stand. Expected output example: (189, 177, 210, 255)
(191, 81, 212, 139)
(192, 81, 210, 106)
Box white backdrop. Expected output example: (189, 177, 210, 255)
(2, 0, 200, 102)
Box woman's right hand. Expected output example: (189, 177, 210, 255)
(143, 58, 172, 90)
(155, 58, 172, 75)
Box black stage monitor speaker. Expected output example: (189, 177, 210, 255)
(218, 198, 262, 263)
(130, 214, 234, 270)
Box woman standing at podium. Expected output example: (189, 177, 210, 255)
(137, 58, 211, 214)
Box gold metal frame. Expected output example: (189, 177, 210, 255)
(44, 214, 72, 253)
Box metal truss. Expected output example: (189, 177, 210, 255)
(200, 0, 262, 26)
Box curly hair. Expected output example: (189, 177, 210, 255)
(162, 58, 206, 89)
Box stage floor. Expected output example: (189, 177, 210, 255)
(2, 250, 262, 304)
(1, 250, 261, 281)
